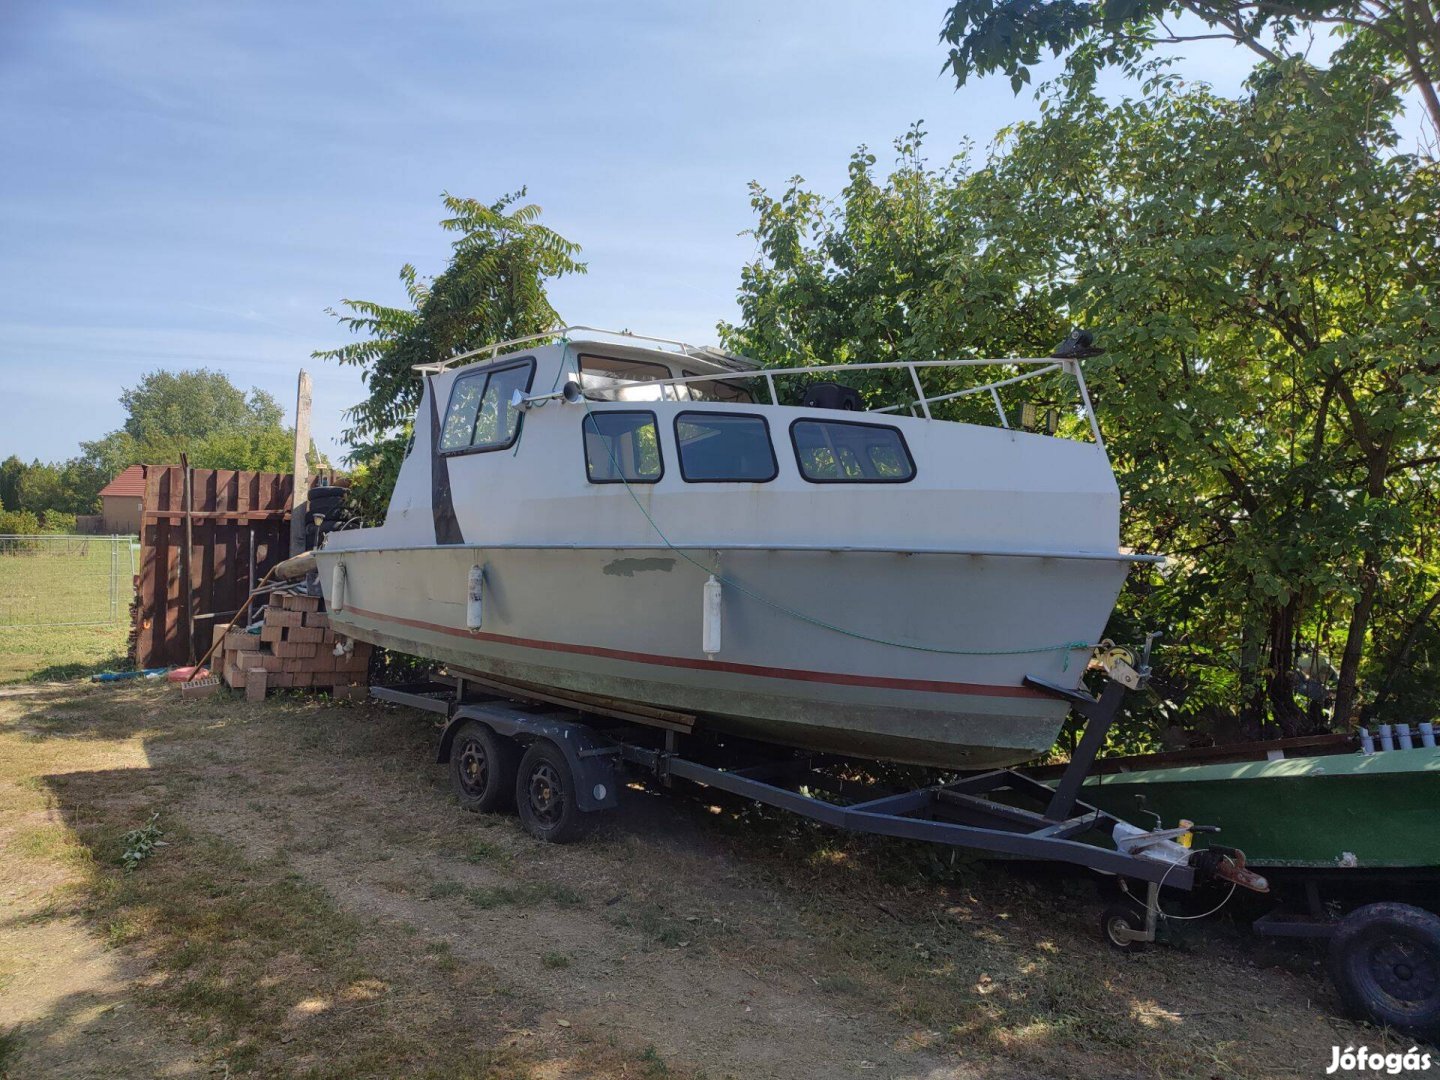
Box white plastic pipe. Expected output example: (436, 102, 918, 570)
(330, 561, 346, 612)
(702, 575, 722, 657)
(467, 564, 485, 631)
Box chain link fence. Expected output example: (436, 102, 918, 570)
(0, 535, 138, 627)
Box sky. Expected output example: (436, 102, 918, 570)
(0, 0, 1274, 465)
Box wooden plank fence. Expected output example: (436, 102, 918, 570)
(134, 465, 294, 668)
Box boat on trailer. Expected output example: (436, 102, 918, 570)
(314, 326, 1160, 770)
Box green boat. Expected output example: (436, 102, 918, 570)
(1071, 741, 1440, 869)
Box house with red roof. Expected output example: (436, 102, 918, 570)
(97, 464, 147, 535)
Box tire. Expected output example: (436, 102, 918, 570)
(1100, 900, 1150, 952)
(515, 740, 592, 844)
(448, 722, 519, 814)
(306, 485, 348, 504)
(1329, 902, 1440, 1039)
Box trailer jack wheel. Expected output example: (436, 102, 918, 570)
(1101, 899, 1152, 952)
(448, 722, 518, 814)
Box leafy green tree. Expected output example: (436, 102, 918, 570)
(315, 191, 584, 516)
(728, 67, 1440, 741)
(117, 369, 284, 446)
(0, 456, 26, 514)
(938, 0, 1440, 138)
(70, 368, 295, 507)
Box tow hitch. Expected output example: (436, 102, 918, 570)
(1102, 818, 1269, 949)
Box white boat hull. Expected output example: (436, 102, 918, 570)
(315, 544, 1129, 769)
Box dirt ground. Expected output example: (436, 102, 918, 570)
(0, 681, 1429, 1080)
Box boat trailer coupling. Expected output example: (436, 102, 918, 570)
(1104, 820, 1269, 948)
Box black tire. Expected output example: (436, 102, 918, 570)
(448, 722, 518, 814)
(515, 740, 592, 844)
(306, 485, 349, 503)
(1100, 900, 1150, 952)
(1329, 902, 1440, 1039)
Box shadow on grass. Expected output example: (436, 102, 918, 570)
(26, 653, 132, 684)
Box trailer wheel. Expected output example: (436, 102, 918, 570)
(448, 722, 518, 814)
(1100, 900, 1149, 952)
(1329, 902, 1440, 1039)
(516, 741, 592, 844)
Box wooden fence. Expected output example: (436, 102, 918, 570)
(134, 465, 294, 668)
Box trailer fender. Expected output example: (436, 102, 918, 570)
(436, 705, 621, 812)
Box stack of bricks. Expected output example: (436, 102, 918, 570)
(218, 591, 372, 701)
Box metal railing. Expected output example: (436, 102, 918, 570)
(417, 324, 1107, 452)
(412, 325, 758, 375)
(0, 534, 138, 628)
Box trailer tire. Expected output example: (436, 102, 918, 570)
(1100, 900, 1149, 952)
(448, 722, 518, 814)
(1329, 902, 1440, 1039)
(516, 740, 592, 844)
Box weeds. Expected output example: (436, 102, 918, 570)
(119, 812, 164, 871)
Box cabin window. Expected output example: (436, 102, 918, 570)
(681, 370, 756, 404)
(579, 355, 676, 401)
(438, 359, 535, 454)
(674, 411, 778, 483)
(790, 419, 915, 483)
(582, 411, 663, 483)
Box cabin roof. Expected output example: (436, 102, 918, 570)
(414, 326, 759, 377)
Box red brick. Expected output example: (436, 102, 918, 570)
(267, 609, 304, 628)
(287, 626, 324, 643)
(283, 594, 322, 612)
(245, 671, 268, 701)
(275, 641, 317, 659)
(256, 653, 284, 672)
(269, 671, 294, 688)
(304, 612, 330, 629)
(260, 623, 285, 643)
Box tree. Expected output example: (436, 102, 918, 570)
(0, 456, 24, 514)
(69, 368, 295, 507)
(727, 67, 1440, 742)
(315, 191, 584, 516)
(938, 0, 1440, 140)
(118, 369, 284, 445)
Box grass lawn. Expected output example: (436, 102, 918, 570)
(0, 624, 132, 684)
(0, 536, 135, 684)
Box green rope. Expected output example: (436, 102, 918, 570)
(580, 398, 1090, 669)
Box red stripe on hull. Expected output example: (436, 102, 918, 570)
(341, 604, 1049, 700)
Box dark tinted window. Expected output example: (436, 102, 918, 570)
(674, 412, 777, 482)
(438, 360, 534, 453)
(791, 420, 915, 482)
(583, 411, 663, 483)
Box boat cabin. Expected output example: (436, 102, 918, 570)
(343, 326, 1130, 561)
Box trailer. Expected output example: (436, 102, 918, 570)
(370, 639, 1268, 956)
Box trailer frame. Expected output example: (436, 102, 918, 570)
(371, 653, 1229, 894)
